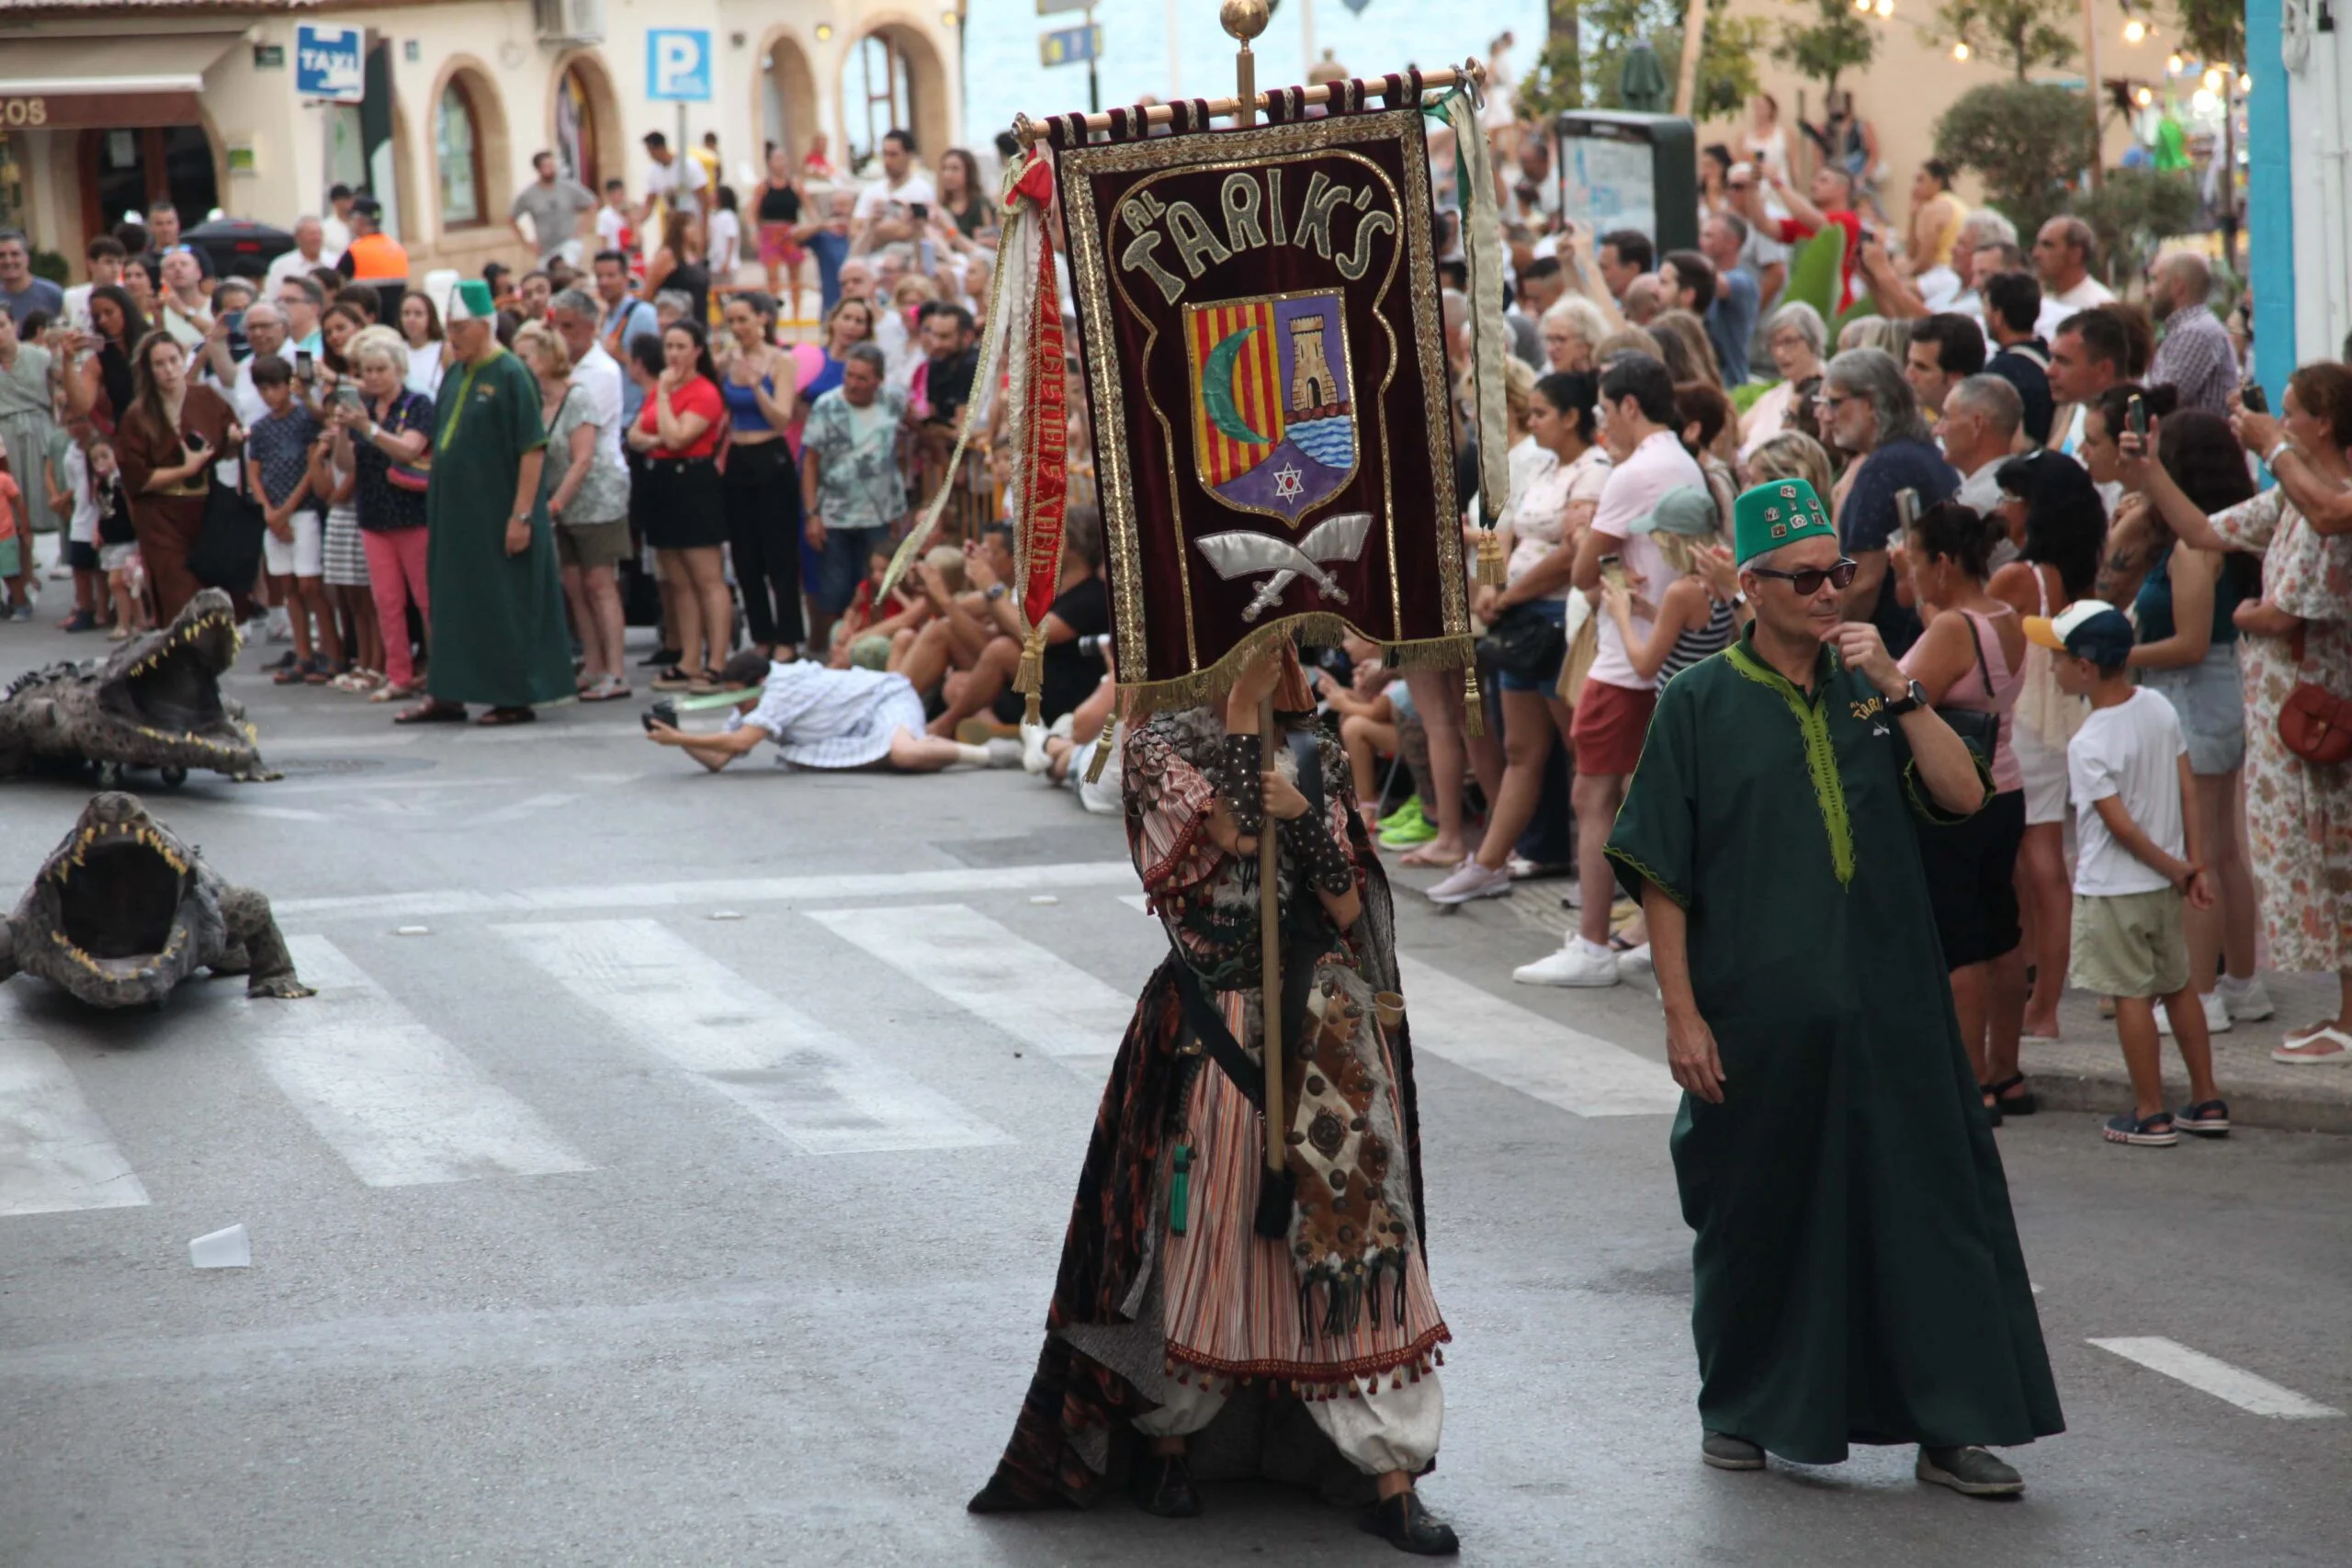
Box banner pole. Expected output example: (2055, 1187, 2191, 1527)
(1221, 2, 1285, 1194)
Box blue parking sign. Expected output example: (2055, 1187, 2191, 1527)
(647, 29, 712, 102)
(295, 24, 365, 104)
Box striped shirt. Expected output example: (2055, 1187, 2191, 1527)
(1659, 596, 1737, 682)
(728, 660, 926, 770)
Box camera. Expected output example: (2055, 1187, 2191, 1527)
(641, 697, 679, 734)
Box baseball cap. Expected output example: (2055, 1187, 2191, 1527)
(2025, 599, 2134, 665)
(1631, 485, 1720, 537)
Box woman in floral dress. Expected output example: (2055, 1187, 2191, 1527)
(2126, 363, 2352, 1060)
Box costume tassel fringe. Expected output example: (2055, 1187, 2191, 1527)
(1463, 665, 1485, 738)
(1475, 530, 1508, 588)
(1013, 627, 1046, 727)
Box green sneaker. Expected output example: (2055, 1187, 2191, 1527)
(1381, 810, 1438, 849)
(1378, 795, 1425, 834)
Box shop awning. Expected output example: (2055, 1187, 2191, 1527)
(0, 32, 244, 128)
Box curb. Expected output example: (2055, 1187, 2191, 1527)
(2027, 1068, 2352, 1136)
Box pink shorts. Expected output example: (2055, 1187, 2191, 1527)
(1569, 678, 1657, 778)
(758, 222, 804, 268)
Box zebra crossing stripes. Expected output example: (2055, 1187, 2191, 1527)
(243, 936, 593, 1188)
(1394, 955, 1682, 1117)
(0, 1027, 150, 1217)
(496, 919, 1012, 1156)
(805, 903, 1139, 1077)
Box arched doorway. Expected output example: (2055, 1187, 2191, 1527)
(425, 59, 512, 240)
(551, 53, 621, 193)
(757, 31, 819, 171)
(839, 22, 949, 175)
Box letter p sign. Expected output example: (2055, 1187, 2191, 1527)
(647, 29, 712, 102)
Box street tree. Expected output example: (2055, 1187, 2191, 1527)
(1771, 0, 1878, 99)
(1932, 0, 2078, 81)
(1934, 79, 2099, 239)
(1521, 0, 1765, 118)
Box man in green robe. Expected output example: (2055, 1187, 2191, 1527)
(1606, 478, 2064, 1495)
(399, 278, 576, 727)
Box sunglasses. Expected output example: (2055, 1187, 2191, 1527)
(1747, 558, 1860, 595)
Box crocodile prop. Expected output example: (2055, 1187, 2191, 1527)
(0, 589, 274, 785)
(0, 792, 313, 1007)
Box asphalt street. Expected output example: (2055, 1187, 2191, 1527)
(1, 621, 2346, 1567)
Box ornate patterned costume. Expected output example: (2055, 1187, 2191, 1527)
(972, 707, 1449, 1510)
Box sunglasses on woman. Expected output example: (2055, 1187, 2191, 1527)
(1747, 558, 1860, 595)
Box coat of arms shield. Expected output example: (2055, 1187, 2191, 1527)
(1183, 289, 1357, 526)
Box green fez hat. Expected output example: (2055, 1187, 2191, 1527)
(447, 278, 496, 322)
(1733, 477, 1836, 564)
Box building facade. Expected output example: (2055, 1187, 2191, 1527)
(0, 0, 965, 276)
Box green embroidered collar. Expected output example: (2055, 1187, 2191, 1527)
(1724, 629, 1855, 886)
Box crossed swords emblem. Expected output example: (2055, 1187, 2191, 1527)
(1193, 513, 1374, 623)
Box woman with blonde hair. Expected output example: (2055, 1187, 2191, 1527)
(1741, 429, 1835, 495)
(1538, 295, 1609, 374)
(332, 323, 436, 705)
(514, 320, 631, 701)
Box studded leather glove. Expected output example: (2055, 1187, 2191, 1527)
(1216, 733, 1264, 838)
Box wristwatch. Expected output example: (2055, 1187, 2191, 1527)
(985, 582, 1007, 601)
(1883, 679, 1928, 717)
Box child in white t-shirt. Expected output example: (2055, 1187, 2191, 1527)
(2031, 601, 2226, 1147)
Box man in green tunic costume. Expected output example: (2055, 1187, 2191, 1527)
(1606, 478, 2064, 1495)
(398, 278, 576, 727)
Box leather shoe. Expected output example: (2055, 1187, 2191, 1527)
(1917, 1445, 2024, 1497)
(1702, 1431, 1765, 1470)
(1361, 1490, 1460, 1555)
(1129, 1451, 1203, 1517)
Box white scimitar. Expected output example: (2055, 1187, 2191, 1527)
(1193, 511, 1374, 621)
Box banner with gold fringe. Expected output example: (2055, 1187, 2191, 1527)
(1045, 77, 1474, 717)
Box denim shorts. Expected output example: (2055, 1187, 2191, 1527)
(815, 524, 888, 614)
(2142, 642, 2245, 777)
(1490, 597, 1569, 693)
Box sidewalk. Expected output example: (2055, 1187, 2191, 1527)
(2022, 970, 2352, 1134)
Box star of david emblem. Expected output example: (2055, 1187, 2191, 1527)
(1272, 462, 1306, 502)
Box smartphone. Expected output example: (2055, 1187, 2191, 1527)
(2127, 393, 2148, 439)
(910, 202, 930, 221)
(918, 237, 937, 273)
(2240, 384, 2268, 414)
(334, 384, 364, 412)
(1598, 552, 1627, 591)
(295, 349, 314, 383)
(1894, 487, 1919, 529)
(183, 429, 209, 453)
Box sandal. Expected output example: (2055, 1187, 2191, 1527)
(2271, 1024, 2352, 1065)
(393, 699, 467, 725)
(1987, 1073, 2037, 1115)
(2103, 1110, 2177, 1147)
(475, 705, 537, 727)
(650, 666, 699, 692)
(2174, 1099, 2232, 1136)
(1977, 1086, 2005, 1128)
(368, 682, 422, 704)
(580, 675, 632, 702)
(272, 662, 309, 685)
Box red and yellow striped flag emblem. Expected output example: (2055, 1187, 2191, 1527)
(1188, 300, 1288, 491)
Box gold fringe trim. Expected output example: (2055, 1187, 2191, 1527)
(1013, 627, 1046, 727)
(1111, 617, 1476, 721)
(1474, 531, 1508, 588)
(1462, 663, 1485, 738)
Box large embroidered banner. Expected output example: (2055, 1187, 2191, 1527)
(1047, 86, 1471, 711)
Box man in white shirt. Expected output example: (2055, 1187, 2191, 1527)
(320, 185, 356, 255)
(642, 130, 709, 219)
(548, 288, 626, 472)
(1518, 353, 1705, 990)
(1941, 373, 2024, 521)
(2032, 217, 2115, 315)
(222, 304, 292, 427)
(265, 217, 342, 294)
(853, 129, 937, 252)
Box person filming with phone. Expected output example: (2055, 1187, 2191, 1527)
(643, 649, 1012, 774)
(113, 332, 243, 620)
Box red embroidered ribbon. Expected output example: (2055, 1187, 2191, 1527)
(1017, 173, 1069, 633)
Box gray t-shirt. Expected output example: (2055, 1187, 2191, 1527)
(510, 179, 597, 254)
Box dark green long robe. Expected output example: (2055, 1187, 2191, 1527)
(1606, 629, 2064, 1465)
(424, 347, 576, 709)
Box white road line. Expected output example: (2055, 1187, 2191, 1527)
(807, 904, 1136, 1075)
(214, 804, 334, 823)
(497, 919, 1012, 1156)
(261, 732, 423, 753)
(1118, 894, 1151, 913)
(242, 937, 593, 1188)
(277, 862, 1139, 921)
(1394, 956, 1683, 1117)
(2088, 1337, 2345, 1418)
(0, 1028, 151, 1217)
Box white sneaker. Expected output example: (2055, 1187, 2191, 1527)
(1427, 859, 1515, 905)
(1513, 937, 1622, 987)
(1617, 942, 1655, 987)
(982, 736, 1024, 769)
(2158, 990, 2232, 1035)
(2217, 974, 2276, 1021)
(1020, 721, 1051, 775)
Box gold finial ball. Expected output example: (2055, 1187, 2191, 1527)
(1220, 0, 1271, 44)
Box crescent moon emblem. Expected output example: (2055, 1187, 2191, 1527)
(1201, 325, 1272, 446)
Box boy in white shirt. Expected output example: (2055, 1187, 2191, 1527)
(2030, 601, 2227, 1146)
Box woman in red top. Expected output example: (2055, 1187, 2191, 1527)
(628, 319, 730, 691)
